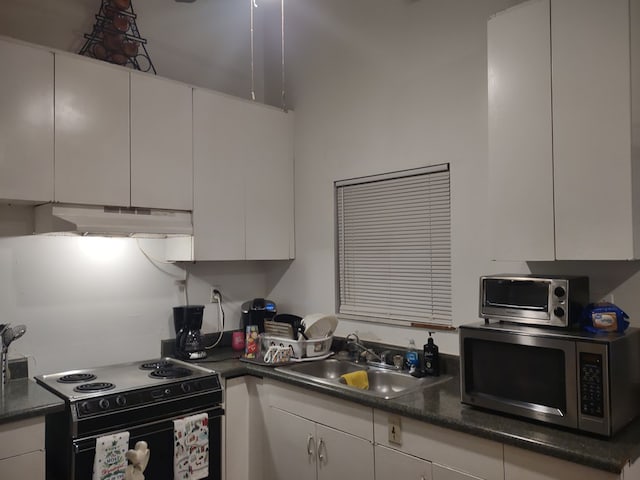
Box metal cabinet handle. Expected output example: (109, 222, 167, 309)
(317, 438, 326, 462)
(306, 435, 315, 457)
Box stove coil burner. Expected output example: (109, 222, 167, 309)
(73, 382, 116, 393)
(139, 360, 175, 370)
(57, 373, 97, 383)
(149, 367, 192, 379)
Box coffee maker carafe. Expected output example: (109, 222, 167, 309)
(173, 305, 207, 360)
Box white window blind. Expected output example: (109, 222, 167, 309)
(335, 164, 451, 326)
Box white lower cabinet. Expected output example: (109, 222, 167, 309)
(263, 379, 374, 480)
(226, 378, 633, 480)
(267, 407, 374, 480)
(375, 444, 432, 480)
(0, 416, 45, 480)
(373, 410, 503, 480)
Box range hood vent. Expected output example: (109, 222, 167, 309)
(34, 204, 193, 237)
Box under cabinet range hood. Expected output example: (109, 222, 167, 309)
(34, 204, 193, 237)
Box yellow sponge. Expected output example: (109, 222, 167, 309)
(340, 370, 369, 390)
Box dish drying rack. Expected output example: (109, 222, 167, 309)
(263, 321, 333, 359)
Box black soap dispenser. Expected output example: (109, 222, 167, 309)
(423, 332, 440, 376)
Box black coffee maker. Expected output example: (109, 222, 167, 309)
(173, 305, 207, 360)
(241, 298, 277, 333)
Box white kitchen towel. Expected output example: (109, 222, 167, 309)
(174, 413, 209, 480)
(92, 431, 130, 480)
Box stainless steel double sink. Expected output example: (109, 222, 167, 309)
(276, 358, 452, 400)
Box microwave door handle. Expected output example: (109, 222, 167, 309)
(487, 302, 546, 311)
(476, 393, 565, 417)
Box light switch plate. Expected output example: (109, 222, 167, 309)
(388, 414, 402, 445)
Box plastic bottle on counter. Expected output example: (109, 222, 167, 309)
(405, 339, 419, 372)
(423, 332, 440, 376)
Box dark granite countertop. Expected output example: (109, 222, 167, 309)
(199, 351, 640, 475)
(0, 378, 65, 425)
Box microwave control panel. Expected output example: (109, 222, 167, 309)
(579, 352, 604, 417)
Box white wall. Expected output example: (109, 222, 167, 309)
(0, 0, 260, 100)
(0, 235, 271, 375)
(266, 0, 640, 353)
(2, 0, 640, 369)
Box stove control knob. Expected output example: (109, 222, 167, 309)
(115, 396, 127, 407)
(181, 383, 192, 394)
(99, 398, 110, 410)
(164, 388, 171, 396)
(80, 402, 91, 414)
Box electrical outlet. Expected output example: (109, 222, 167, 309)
(388, 415, 402, 445)
(600, 293, 614, 304)
(210, 287, 221, 303)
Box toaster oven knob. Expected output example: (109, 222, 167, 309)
(554, 307, 565, 318)
(554, 286, 566, 298)
(115, 395, 127, 407)
(99, 398, 110, 410)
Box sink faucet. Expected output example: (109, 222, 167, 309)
(345, 333, 382, 363)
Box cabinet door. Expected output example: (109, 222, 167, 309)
(265, 407, 316, 480)
(316, 423, 374, 480)
(487, 0, 555, 260)
(375, 445, 432, 480)
(193, 89, 246, 260)
(131, 72, 193, 211)
(0, 450, 44, 479)
(0, 39, 53, 203)
(244, 106, 294, 260)
(54, 54, 130, 206)
(552, 0, 633, 259)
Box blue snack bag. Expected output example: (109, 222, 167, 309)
(581, 302, 630, 334)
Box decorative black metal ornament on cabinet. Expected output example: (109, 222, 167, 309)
(78, 0, 156, 73)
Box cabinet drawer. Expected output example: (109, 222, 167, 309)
(0, 417, 44, 459)
(264, 379, 373, 441)
(0, 449, 44, 478)
(373, 410, 503, 480)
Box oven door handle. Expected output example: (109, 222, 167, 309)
(73, 406, 224, 454)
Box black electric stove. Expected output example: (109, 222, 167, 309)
(35, 357, 223, 480)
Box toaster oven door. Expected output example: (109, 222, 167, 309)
(480, 277, 559, 325)
(460, 327, 578, 429)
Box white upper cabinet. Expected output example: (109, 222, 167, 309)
(244, 103, 295, 260)
(488, 0, 639, 260)
(552, 0, 634, 259)
(0, 38, 54, 203)
(54, 53, 130, 207)
(487, 0, 554, 261)
(130, 72, 193, 211)
(192, 88, 294, 261)
(193, 88, 246, 260)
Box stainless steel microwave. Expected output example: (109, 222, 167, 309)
(460, 322, 640, 436)
(479, 275, 589, 327)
